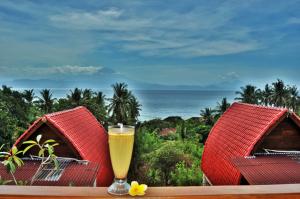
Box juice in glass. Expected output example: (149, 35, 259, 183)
(107, 125, 135, 195)
(108, 127, 134, 179)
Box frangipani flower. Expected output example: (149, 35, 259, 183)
(128, 181, 148, 196)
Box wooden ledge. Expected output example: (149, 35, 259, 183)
(0, 184, 299, 198)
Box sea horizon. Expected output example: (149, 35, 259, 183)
(15, 88, 236, 121)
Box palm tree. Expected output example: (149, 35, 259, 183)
(288, 85, 299, 111)
(128, 96, 142, 124)
(67, 88, 82, 106)
(235, 85, 260, 104)
(1, 85, 12, 95)
(216, 97, 230, 116)
(83, 89, 93, 101)
(38, 89, 54, 113)
(23, 89, 35, 104)
(200, 108, 215, 126)
(108, 83, 133, 124)
(271, 79, 289, 108)
(260, 84, 272, 106)
(95, 92, 106, 107)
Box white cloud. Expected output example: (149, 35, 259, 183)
(0, 65, 114, 78)
(219, 72, 240, 81)
(50, 8, 150, 31)
(46, 65, 104, 75)
(0, 0, 297, 64)
(48, 3, 263, 57)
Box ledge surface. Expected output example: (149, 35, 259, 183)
(0, 184, 299, 198)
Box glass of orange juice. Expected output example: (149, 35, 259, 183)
(107, 124, 135, 195)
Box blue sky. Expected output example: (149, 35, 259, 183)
(0, 0, 300, 89)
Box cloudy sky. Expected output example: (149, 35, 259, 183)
(0, 0, 300, 89)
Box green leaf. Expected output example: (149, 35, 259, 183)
(13, 156, 23, 167)
(51, 143, 59, 147)
(38, 148, 45, 157)
(11, 146, 17, 155)
(43, 139, 56, 144)
(8, 161, 16, 173)
(2, 160, 9, 166)
(15, 150, 23, 155)
(48, 145, 54, 156)
(36, 134, 42, 143)
(2, 180, 12, 185)
(0, 144, 4, 151)
(22, 144, 35, 155)
(22, 140, 37, 145)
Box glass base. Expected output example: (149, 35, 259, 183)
(108, 178, 130, 195)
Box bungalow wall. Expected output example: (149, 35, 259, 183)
(17, 123, 80, 159)
(254, 118, 300, 152)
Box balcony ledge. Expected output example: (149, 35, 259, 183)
(0, 184, 300, 198)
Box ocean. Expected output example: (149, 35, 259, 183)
(38, 89, 236, 121)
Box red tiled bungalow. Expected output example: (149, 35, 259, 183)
(14, 106, 114, 186)
(201, 102, 300, 185)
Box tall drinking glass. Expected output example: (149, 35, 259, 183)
(107, 124, 135, 195)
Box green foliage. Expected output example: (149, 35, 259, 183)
(235, 79, 300, 111)
(130, 123, 204, 186)
(1, 146, 24, 173)
(215, 98, 230, 118)
(0, 86, 33, 149)
(170, 161, 202, 186)
(55, 88, 108, 124)
(146, 141, 189, 185)
(161, 131, 180, 141)
(0, 176, 12, 185)
(0, 135, 60, 186)
(0, 144, 24, 185)
(200, 108, 215, 126)
(235, 85, 260, 104)
(163, 116, 184, 126)
(37, 89, 55, 113)
(108, 82, 141, 125)
(22, 134, 59, 168)
(140, 118, 173, 132)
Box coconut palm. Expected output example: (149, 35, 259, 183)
(260, 84, 272, 106)
(83, 89, 93, 101)
(67, 88, 82, 106)
(37, 89, 54, 113)
(23, 89, 35, 104)
(216, 97, 230, 116)
(1, 85, 12, 95)
(235, 85, 260, 104)
(200, 108, 215, 126)
(108, 82, 135, 124)
(271, 79, 289, 107)
(128, 96, 142, 124)
(95, 92, 106, 107)
(288, 85, 299, 111)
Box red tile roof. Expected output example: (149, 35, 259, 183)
(159, 128, 177, 136)
(231, 155, 300, 185)
(14, 106, 114, 186)
(201, 102, 300, 185)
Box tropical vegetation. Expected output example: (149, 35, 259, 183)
(0, 79, 299, 186)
